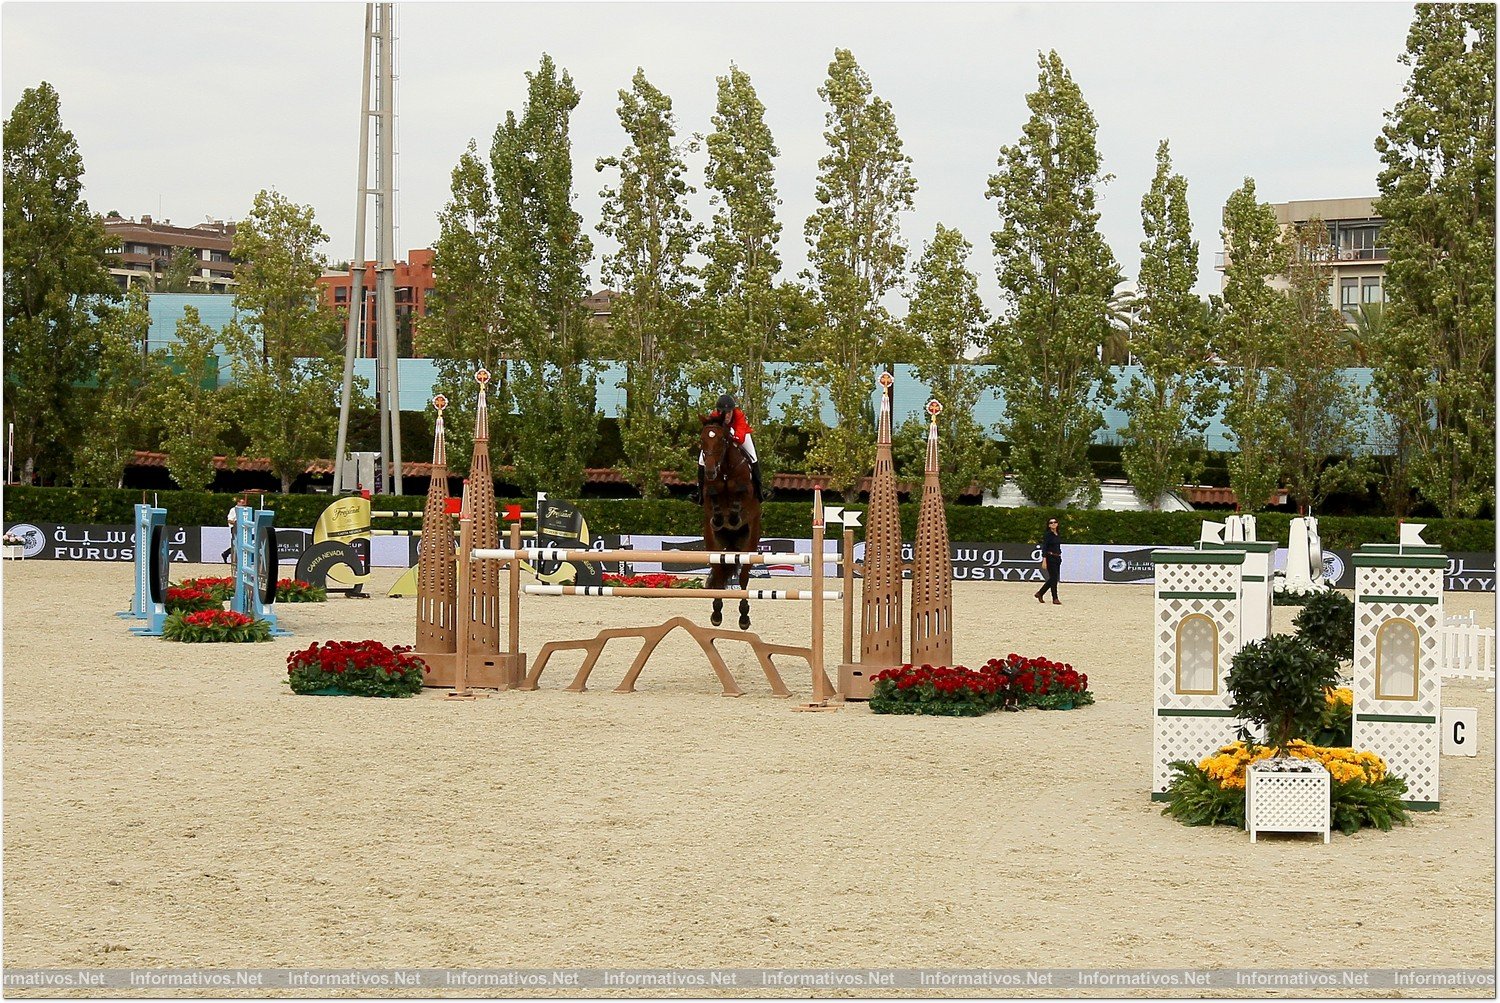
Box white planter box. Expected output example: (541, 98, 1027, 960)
(2, 545, 23, 561)
(1246, 759, 1330, 843)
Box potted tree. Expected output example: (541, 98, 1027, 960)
(1227, 635, 1341, 842)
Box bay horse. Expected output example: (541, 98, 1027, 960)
(698, 413, 762, 630)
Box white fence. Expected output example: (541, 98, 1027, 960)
(1442, 610, 1496, 681)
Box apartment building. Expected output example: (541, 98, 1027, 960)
(316, 248, 435, 357)
(102, 214, 238, 292)
(1218, 196, 1388, 322)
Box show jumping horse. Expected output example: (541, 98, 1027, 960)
(698, 413, 762, 630)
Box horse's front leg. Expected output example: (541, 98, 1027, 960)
(738, 564, 751, 630)
(709, 565, 724, 627)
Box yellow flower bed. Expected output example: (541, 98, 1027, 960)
(1326, 686, 1353, 708)
(1198, 740, 1387, 790)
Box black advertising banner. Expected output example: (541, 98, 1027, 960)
(3, 522, 1493, 593)
(2, 522, 200, 564)
(1102, 547, 1161, 583)
(949, 542, 1047, 583)
(1446, 553, 1496, 592)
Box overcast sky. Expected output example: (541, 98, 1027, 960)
(3, 2, 1417, 308)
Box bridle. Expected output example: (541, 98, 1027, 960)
(702, 415, 744, 491)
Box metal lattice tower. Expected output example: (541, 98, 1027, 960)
(333, 2, 402, 495)
(910, 400, 952, 666)
(414, 394, 455, 653)
(860, 372, 903, 665)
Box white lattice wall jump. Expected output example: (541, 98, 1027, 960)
(1152, 552, 1248, 795)
(1352, 555, 1443, 807)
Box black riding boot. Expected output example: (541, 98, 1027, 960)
(692, 465, 705, 503)
(751, 461, 763, 501)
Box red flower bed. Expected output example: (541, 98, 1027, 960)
(162, 608, 271, 643)
(870, 653, 1092, 716)
(180, 576, 234, 603)
(165, 584, 221, 615)
(286, 639, 427, 697)
(275, 578, 327, 603)
(602, 572, 706, 589)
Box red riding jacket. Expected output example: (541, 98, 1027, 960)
(710, 408, 754, 444)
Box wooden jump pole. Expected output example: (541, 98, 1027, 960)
(523, 585, 842, 600)
(507, 520, 521, 664)
(451, 513, 474, 699)
(812, 489, 829, 702)
(474, 547, 812, 567)
(842, 526, 855, 666)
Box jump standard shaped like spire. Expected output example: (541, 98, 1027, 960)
(857, 372, 903, 665)
(910, 399, 953, 667)
(464, 368, 502, 659)
(414, 394, 457, 655)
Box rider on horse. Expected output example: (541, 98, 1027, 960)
(696, 393, 763, 502)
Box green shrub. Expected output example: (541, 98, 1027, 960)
(1294, 590, 1356, 663)
(1227, 635, 1340, 748)
(1160, 761, 1247, 828)
(4, 485, 1494, 552)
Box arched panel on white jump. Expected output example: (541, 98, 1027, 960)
(1175, 614, 1219, 695)
(1375, 618, 1420, 701)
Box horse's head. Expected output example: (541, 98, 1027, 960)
(700, 413, 732, 482)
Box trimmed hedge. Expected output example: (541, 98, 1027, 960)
(4, 486, 1494, 552)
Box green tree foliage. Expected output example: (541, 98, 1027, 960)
(698, 63, 797, 476)
(424, 141, 508, 472)
(222, 189, 345, 492)
(986, 51, 1121, 508)
(1121, 141, 1219, 509)
(894, 224, 1000, 500)
(1216, 178, 1288, 514)
(157, 247, 201, 293)
(1227, 635, 1340, 750)
(802, 49, 916, 498)
(74, 287, 161, 488)
(1372, 3, 1496, 517)
(157, 306, 230, 491)
(1280, 219, 1370, 513)
(596, 69, 701, 497)
(489, 55, 599, 496)
(2, 81, 120, 484)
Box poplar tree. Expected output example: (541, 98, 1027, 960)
(986, 50, 1121, 508)
(490, 55, 598, 496)
(425, 142, 508, 473)
(222, 189, 345, 492)
(1216, 178, 1288, 514)
(596, 69, 701, 497)
(802, 48, 916, 498)
(699, 63, 793, 473)
(896, 224, 999, 501)
(2, 81, 120, 484)
(158, 306, 231, 491)
(75, 287, 161, 488)
(1120, 140, 1219, 509)
(1280, 219, 1369, 513)
(1372, 3, 1496, 516)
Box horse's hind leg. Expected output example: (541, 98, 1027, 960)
(738, 564, 751, 630)
(711, 597, 723, 627)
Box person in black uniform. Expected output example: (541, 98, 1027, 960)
(1034, 517, 1062, 605)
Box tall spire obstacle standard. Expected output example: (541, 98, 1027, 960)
(910, 400, 953, 667)
(837, 373, 906, 698)
(416, 370, 523, 689)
